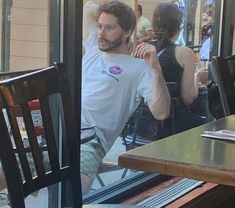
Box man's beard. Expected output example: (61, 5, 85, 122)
(99, 33, 123, 52)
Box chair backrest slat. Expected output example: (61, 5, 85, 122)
(39, 96, 60, 173)
(20, 102, 46, 177)
(226, 54, 235, 80)
(6, 106, 33, 181)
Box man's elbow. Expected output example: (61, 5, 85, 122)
(182, 91, 198, 106)
(149, 103, 171, 120)
(154, 108, 170, 120)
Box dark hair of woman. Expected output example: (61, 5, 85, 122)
(152, 3, 183, 49)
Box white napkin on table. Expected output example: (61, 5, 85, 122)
(201, 130, 235, 142)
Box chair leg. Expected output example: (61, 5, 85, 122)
(96, 167, 129, 188)
(121, 168, 128, 178)
(96, 175, 105, 187)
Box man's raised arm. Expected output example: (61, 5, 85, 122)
(83, 0, 116, 40)
(83, 1, 100, 41)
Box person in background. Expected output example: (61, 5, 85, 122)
(172, 0, 186, 45)
(151, 2, 208, 135)
(201, 0, 213, 42)
(199, 36, 211, 61)
(82, 0, 170, 194)
(200, 0, 213, 61)
(136, 4, 153, 43)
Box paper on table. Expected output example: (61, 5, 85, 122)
(201, 130, 235, 142)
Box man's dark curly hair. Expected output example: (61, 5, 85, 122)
(98, 1, 136, 42)
(152, 2, 182, 46)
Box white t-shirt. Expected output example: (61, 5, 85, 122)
(82, 31, 153, 153)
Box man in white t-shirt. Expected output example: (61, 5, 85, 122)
(136, 4, 153, 43)
(81, 0, 170, 194)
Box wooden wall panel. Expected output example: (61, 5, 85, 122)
(11, 8, 48, 25)
(11, 25, 48, 42)
(10, 56, 48, 71)
(9, 0, 49, 71)
(11, 41, 48, 58)
(12, 0, 48, 9)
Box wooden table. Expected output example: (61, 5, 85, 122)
(118, 115, 235, 187)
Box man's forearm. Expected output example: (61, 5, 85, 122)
(148, 70, 171, 120)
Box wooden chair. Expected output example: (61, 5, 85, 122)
(0, 63, 138, 208)
(122, 80, 211, 151)
(224, 55, 235, 114)
(225, 54, 235, 83)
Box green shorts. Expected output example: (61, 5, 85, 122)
(80, 135, 106, 181)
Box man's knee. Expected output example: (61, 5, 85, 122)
(81, 172, 93, 195)
(80, 135, 106, 194)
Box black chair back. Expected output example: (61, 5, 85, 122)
(225, 54, 235, 82)
(209, 56, 235, 117)
(122, 82, 178, 150)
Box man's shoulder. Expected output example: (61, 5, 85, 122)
(122, 56, 151, 70)
(110, 54, 148, 66)
(117, 54, 145, 62)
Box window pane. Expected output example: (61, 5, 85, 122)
(82, 0, 218, 198)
